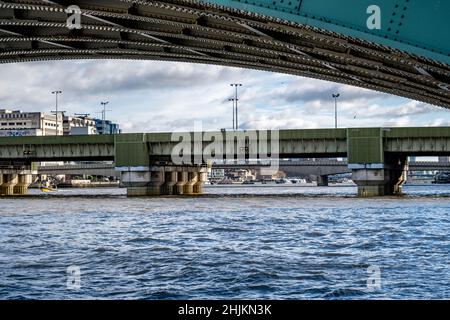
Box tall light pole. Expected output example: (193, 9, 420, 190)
(100, 101, 111, 134)
(332, 93, 340, 129)
(51, 90, 62, 135)
(230, 83, 242, 130)
(228, 98, 235, 130)
(51, 109, 66, 135)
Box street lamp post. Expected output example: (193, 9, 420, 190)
(332, 93, 340, 129)
(100, 101, 109, 134)
(230, 83, 242, 130)
(51, 90, 62, 135)
(228, 98, 235, 130)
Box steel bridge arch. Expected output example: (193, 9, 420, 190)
(0, 0, 449, 107)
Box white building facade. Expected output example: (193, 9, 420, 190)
(0, 109, 63, 136)
(63, 115, 97, 135)
(0, 109, 99, 136)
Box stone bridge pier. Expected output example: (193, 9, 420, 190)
(114, 133, 210, 197)
(350, 157, 409, 197)
(119, 165, 207, 197)
(316, 175, 329, 186)
(0, 167, 34, 196)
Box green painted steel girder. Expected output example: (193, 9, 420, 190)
(0, 134, 114, 145)
(347, 127, 384, 164)
(0, 134, 115, 161)
(115, 133, 150, 167)
(1, 127, 450, 165)
(206, 0, 450, 65)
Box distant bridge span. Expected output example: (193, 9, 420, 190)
(2, 126, 450, 196)
(37, 160, 450, 177)
(0, 0, 449, 107)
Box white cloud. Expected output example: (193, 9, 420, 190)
(0, 59, 448, 132)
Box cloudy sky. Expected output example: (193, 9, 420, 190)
(0, 59, 449, 133)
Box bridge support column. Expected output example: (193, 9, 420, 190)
(161, 168, 178, 195)
(174, 169, 188, 195)
(348, 128, 409, 197)
(182, 167, 207, 195)
(1, 174, 18, 196)
(184, 171, 198, 195)
(317, 175, 329, 186)
(14, 174, 32, 195)
(118, 165, 207, 196)
(115, 133, 154, 196)
(119, 168, 152, 196)
(147, 168, 165, 196)
(350, 157, 408, 197)
(193, 170, 208, 195)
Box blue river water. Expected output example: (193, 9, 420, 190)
(0, 184, 449, 300)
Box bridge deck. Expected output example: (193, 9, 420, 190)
(0, 127, 449, 163)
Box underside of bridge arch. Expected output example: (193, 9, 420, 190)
(0, 0, 449, 107)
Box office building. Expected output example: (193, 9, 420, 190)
(94, 118, 120, 134)
(0, 109, 63, 136)
(63, 115, 98, 135)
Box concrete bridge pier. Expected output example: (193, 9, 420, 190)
(350, 157, 409, 197)
(184, 171, 198, 195)
(193, 171, 208, 194)
(181, 167, 207, 195)
(147, 168, 165, 196)
(118, 165, 207, 196)
(317, 175, 329, 186)
(161, 169, 178, 195)
(14, 174, 33, 195)
(386, 156, 409, 195)
(120, 168, 152, 196)
(347, 128, 411, 197)
(174, 170, 188, 195)
(119, 167, 166, 196)
(1, 174, 18, 195)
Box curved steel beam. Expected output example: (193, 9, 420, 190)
(0, 0, 448, 108)
(206, 0, 450, 65)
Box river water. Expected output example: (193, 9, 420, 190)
(0, 184, 449, 299)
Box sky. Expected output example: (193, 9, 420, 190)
(0, 59, 449, 133)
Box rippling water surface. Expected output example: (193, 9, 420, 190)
(0, 184, 449, 299)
